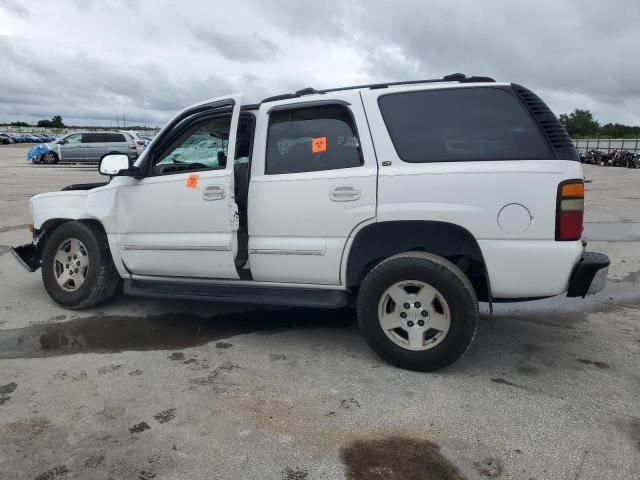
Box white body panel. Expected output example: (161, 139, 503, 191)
(478, 239, 582, 297)
(114, 169, 239, 278)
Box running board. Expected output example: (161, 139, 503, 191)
(123, 279, 351, 308)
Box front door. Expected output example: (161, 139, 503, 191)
(58, 133, 83, 161)
(115, 95, 242, 279)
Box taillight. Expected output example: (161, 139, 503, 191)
(128, 144, 136, 150)
(556, 180, 584, 241)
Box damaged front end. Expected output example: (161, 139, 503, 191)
(10, 224, 45, 272)
(10, 243, 41, 272)
(25, 144, 52, 163)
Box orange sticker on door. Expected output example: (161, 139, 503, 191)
(312, 136, 327, 153)
(186, 174, 200, 189)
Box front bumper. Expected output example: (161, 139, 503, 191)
(567, 251, 610, 297)
(10, 243, 41, 272)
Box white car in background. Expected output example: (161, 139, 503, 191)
(119, 130, 147, 157)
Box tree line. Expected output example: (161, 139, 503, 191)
(559, 109, 640, 138)
(8, 116, 65, 128)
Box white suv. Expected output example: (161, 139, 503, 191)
(11, 74, 610, 371)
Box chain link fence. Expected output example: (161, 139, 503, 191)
(573, 138, 640, 154)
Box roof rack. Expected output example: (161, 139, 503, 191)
(260, 73, 495, 103)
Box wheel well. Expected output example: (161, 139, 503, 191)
(346, 221, 491, 301)
(37, 219, 106, 256)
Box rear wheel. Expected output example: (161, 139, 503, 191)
(41, 221, 121, 309)
(357, 252, 479, 371)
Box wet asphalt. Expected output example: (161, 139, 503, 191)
(0, 145, 639, 480)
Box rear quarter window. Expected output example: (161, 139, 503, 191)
(378, 87, 551, 163)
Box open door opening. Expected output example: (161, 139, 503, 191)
(233, 113, 256, 274)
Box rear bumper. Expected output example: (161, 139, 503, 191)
(567, 251, 610, 297)
(10, 243, 41, 272)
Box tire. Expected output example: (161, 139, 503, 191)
(43, 151, 59, 164)
(41, 221, 121, 309)
(357, 252, 479, 371)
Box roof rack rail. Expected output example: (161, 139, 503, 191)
(260, 73, 495, 103)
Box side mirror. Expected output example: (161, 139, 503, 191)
(99, 154, 131, 176)
(57, 139, 66, 145)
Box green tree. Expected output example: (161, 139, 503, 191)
(10, 121, 29, 127)
(37, 116, 65, 128)
(558, 109, 599, 137)
(51, 115, 65, 128)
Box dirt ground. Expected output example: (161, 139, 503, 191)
(0, 144, 639, 479)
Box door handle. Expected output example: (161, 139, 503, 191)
(202, 184, 225, 201)
(330, 185, 361, 202)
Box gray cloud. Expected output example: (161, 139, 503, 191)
(191, 28, 280, 61)
(0, 0, 32, 18)
(1, 0, 640, 126)
(256, 0, 640, 123)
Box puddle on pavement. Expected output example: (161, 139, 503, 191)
(583, 221, 640, 242)
(340, 436, 465, 480)
(0, 308, 355, 359)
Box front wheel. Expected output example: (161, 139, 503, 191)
(357, 252, 479, 371)
(43, 151, 59, 164)
(41, 221, 121, 309)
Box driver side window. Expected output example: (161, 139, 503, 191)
(153, 116, 231, 175)
(65, 133, 82, 144)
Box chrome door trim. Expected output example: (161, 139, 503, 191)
(122, 244, 231, 252)
(129, 274, 346, 290)
(248, 248, 325, 256)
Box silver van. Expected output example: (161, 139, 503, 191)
(41, 132, 137, 164)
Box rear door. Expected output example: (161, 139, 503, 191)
(81, 133, 107, 162)
(247, 91, 378, 285)
(104, 132, 133, 160)
(115, 95, 243, 279)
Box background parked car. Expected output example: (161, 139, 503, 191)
(0, 134, 14, 144)
(34, 131, 139, 164)
(120, 130, 147, 156)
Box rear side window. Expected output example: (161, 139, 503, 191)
(103, 133, 127, 143)
(82, 133, 100, 143)
(378, 88, 551, 163)
(266, 105, 362, 175)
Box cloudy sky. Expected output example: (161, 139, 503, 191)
(1, 0, 639, 127)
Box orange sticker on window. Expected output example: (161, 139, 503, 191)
(186, 174, 200, 189)
(312, 136, 327, 153)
